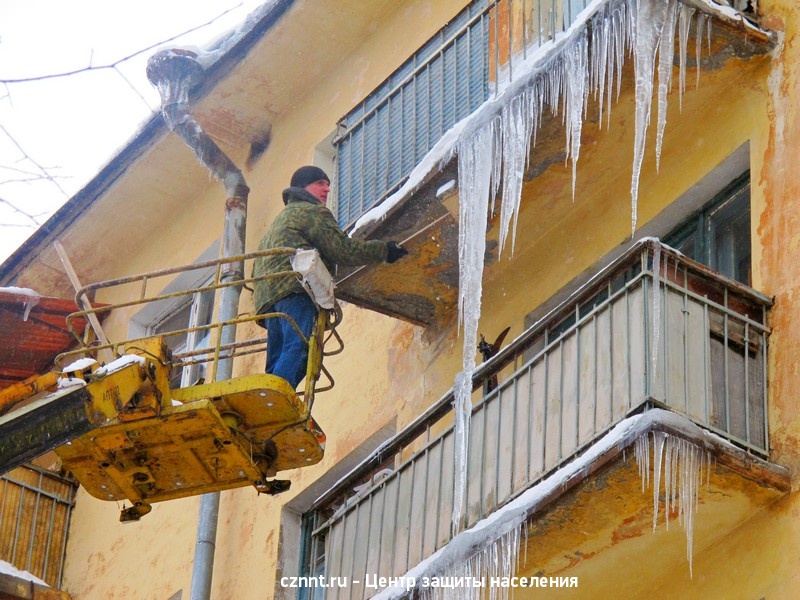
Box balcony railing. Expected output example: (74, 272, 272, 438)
(0, 464, 77, 587)
(302, 239, 771, 599)
(333, 0, 595, 229)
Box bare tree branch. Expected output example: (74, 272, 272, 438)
(0, 124, 70, 198)
(0, 6, 240, 85)
(0, 197, 45, 227)
(0, 4, 244, 232)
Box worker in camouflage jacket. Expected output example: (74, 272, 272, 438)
(253, 165, 408, 388)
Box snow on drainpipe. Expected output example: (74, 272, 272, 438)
(146, 48, 249, 600)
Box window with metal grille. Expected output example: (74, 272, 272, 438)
(333, 0, 491, 229)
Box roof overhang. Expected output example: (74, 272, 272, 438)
(0, 291, 100, 388)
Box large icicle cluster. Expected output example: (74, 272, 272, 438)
(635, 430, 711, 576)
(449, 0, 714, 540)
(417, 526, 523, 600)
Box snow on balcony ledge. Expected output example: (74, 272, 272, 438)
(372, 408, 788, 599)
(349, 0, 774, 242)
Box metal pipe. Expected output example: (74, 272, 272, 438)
(146, 48, 250, 600)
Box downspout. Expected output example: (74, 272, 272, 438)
(146, 49, 249, 600)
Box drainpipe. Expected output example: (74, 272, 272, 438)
(146, 49, 249, 600)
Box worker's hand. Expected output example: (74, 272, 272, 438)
(386, 241, 408, 264)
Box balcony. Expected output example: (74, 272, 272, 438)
(334, 0, 774, 326)
(302, 240, 788, 599)
(0, 464, 77, 596)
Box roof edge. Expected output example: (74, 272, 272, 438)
(0, 0, 296, 286)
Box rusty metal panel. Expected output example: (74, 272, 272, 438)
(0, 387, 93, 477)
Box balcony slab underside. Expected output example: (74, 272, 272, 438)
(511, 417, 789, 599)
(335, 11, 773, 326)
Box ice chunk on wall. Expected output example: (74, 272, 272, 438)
(448, 0, 719, 539)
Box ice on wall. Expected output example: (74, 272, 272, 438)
(448, 0, 728, 541)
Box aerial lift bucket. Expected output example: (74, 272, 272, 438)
(0, 250, 339, 521)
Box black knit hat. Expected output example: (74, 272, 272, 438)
(290, 165, 330, 189)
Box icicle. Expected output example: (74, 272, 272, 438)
(564, 30, 589, 199)
(0, 287, 43, 322)
(655, 1, 679, 171)
(498, 91, 533, 254)
(452, 118, 499, 535)
(695, 13, 708, 89)
(651, 431, 667, 531)
(635, 430, 708, 577)
(634, 432, 650, 491)
(417, 523, 524, 600)
(678, 5, 695, 111)
(630, 0, 670, 235)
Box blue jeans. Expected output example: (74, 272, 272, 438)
(265, 293, 318, 389)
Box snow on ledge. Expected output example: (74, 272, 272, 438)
(372, 408, 766, 599)
(350, 0, 772, 238)
(0, 559, 49, 587)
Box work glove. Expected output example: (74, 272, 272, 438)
(386, 241, 409, 264)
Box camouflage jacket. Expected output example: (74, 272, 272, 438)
(252, 187, 388, 316)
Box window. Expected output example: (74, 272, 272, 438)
(129, 243, 219, 389)
(149, 285, 216, 387)
(665, 173, 751, 285)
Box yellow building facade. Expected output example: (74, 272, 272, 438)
(2, 0, 800, 598)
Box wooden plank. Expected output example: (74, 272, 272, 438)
(436, 432, 455, 548)
(665, 289, 687, 412)
(511, 368, 531, 496)
(578, 319, 598, 446)
(685, 296, 709, 422)
(53, 241, 113, 364)
(560, 333, 578, 460)
(496, 382, 516, 506)
(465, 401, 485, 528)
(544, 343, 562, 472)
(528, 359, 546, 480)
(480, 396, 499, 518)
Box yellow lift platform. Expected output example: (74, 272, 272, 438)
(0, 249, 341, 521)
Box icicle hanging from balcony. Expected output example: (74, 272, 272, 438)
(635, 430, 711, 577)
(448, 0, 722, 542)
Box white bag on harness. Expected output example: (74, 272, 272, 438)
(290, 248, 336, 309)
